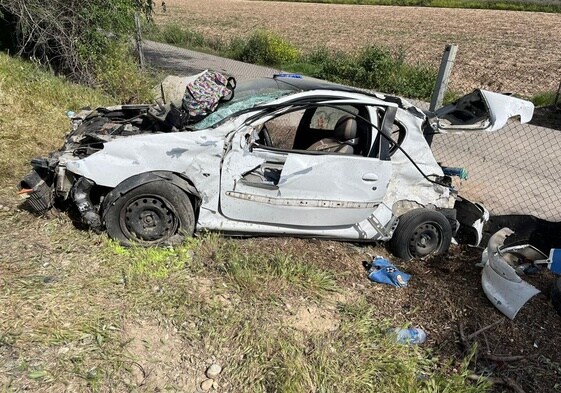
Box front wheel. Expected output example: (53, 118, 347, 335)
(389, 209, 452, 261)
(105, 181, 195, 246)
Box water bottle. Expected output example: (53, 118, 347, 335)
(391, 328, 427, 344)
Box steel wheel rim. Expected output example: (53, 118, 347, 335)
(408, 222, 442, 257)
(121, 194, 179, 244)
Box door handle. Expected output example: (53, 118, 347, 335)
(362, 173, 379, 182)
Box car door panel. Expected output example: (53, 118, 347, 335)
(220, 128, 392, 228)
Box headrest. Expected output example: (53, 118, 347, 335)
(334, 115, 358, 144)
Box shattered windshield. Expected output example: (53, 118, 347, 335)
(191, 78, 299, 130)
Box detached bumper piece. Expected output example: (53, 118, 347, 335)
(480, 228, 546, 319)
(18, 170, 54, 214)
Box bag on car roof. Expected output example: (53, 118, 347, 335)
(183, 70, 236, 118)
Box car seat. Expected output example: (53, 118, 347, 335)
(306, 115, 359, 154)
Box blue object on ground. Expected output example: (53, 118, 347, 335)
(366, 256, 411, 288)
(549, 249, 561, 274)
(391, 328, 427, 344)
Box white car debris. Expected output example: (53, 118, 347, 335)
(18, 73, 534, 260)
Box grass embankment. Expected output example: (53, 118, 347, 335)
(0, 53, 487, 391)
(255, 0, 561, 13)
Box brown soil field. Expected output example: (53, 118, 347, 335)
(155, 0, 561, 97)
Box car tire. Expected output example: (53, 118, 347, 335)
(389, 208, 453, 261)
(105, 181, 195, 246)
(552, 277, 561, 317)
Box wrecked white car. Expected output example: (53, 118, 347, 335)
(18, 74, 534, 260)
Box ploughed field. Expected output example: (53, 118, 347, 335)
(156, 0, 561, 97)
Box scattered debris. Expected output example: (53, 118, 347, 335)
(365, 256, 411, 288)
(390, 327, 427, 344)
(480, 228, 561, 319)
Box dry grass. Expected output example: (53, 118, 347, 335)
(155, 0, 561, 96)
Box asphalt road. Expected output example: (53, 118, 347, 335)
(143, 40, 561, 221)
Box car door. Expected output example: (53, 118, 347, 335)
(219, 105, 392, 228)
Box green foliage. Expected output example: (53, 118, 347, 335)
(299, 46, 437, 99)
(0, 0, 153, 83)
(258, 0, 561, 13)
(94, 42, 155, 103)
(531, 90, 558, 107)
(145, 23, 228, 54)
(229, 30, 300, 66)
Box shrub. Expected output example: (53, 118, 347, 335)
(229, 30, 299, 66)
(94, 42, 155, 103)
(303, 46, 436, 99)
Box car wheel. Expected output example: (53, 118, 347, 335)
(389, 209, 452, 261)
(552, 277, 561, 317)
(105, 181, 195, 246)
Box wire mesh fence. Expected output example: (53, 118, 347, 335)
(141, 38, 561, 222)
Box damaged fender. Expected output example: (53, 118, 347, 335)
(481, 228, 542, 319)
(100, 171, 201, 222)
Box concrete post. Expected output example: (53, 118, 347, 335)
(429, 44, 458, 112)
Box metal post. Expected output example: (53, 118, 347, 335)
(429, 44, 458, 112)
(134, 12, 145, 70)
(554, 80, 561, 107)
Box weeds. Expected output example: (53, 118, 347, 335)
(94, 42, 155, 104)
(531, 90, 559, 107)
(229, 30, 299, 66)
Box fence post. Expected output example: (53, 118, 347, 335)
(555, 80, 561, 107)
(429, 44, 458, 112)
(134, 12, 145, 70)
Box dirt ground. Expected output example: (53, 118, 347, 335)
(155, 0, 561, 97)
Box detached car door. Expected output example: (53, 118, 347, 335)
(219, 104, 393, 228)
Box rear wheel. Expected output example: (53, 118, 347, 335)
(105, 181, 195, 246)
(389, 209, 453, 261)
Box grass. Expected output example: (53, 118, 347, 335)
(531, 90, 560, 107)
(0, 53, 489, 391)
(145, 24, 437, 99)
(254, 0, 561, 13)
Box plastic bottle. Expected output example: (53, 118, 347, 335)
(391, 328, 427, 344)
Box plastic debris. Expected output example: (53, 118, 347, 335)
(366, 256, 411, 288)
(390, 327, 427, 344)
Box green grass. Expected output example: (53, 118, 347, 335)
(254, 0, 561, 13)
(531, 90, 559, 107)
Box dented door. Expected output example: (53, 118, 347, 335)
(219, 128, 392, 228)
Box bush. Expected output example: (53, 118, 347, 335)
(94, 42, 155, 103)
(229, 30, 299, 66)
(302, 46, 436, 99)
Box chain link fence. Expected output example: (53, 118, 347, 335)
(140, 38, 561, 223)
